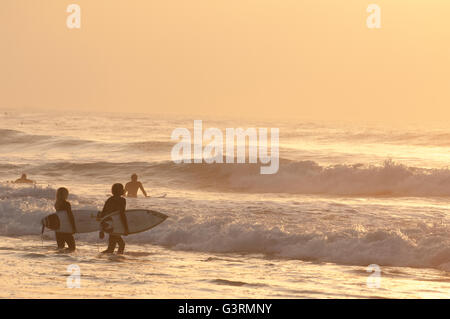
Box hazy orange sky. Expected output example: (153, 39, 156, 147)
(1, 0, 449, 122)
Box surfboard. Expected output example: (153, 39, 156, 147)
(100, 209, 168, 235)
(42, 210, 100, 234)
(104, 193, 167, 198)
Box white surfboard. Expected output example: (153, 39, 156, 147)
(152, 193, 167, 198)
(104, 193, 167, 198)
(42, 210, 100, 233)
(100, 209, 168, 235)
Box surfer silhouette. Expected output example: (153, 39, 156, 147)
(124, 174, 148, 198)
(14, 173, 34, 184)
(54, 187, 76, 252)
(99, 183, 129, 254)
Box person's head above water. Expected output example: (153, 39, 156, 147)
(131, 174, 138, 182)
(56, 187, 69, 202)
(112, 183, 124, 197)
(15, 173, 33, 184)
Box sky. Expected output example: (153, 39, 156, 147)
(1, 0, 449, 123)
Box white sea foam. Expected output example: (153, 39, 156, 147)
(140, 214, 450, 271)
(2, 183, 450, 271)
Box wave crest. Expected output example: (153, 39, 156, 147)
(16, 159, 450, 197)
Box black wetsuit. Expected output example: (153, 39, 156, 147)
(54, 200, 76, 251)
(99, 196, 128, 254)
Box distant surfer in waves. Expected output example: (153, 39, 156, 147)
(54, 187, 77, 252)
(14, 173, 34, 184)
(99, 183, 129, 254)
(124, 174, 148, 198)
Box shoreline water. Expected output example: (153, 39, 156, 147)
(1, 236, 450, 299)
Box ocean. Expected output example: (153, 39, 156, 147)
(1, 110, 450, 298)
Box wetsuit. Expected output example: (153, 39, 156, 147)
(54, 200, 76, 251)
(99, 196, 128, 254)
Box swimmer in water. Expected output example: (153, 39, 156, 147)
(14, 173, 34, 184)
(124, 174, 148, 198)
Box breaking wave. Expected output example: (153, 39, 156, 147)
(1, 183, 450, 271)
(13, 159, 450, 197)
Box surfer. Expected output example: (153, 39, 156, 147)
(54, 187, 77, 252)
(124, 174, 148, 198)
(99, 183, 129, 254)
(14, 173, 34, 184)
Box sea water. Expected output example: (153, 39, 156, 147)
(1, 110, 450, 298)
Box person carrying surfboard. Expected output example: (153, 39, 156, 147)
(54, 187, 77, 252)
(98, 183, 129, 254)
(124, 174, 148, 198)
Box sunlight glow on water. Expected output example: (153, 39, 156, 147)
(1, 237, 450, 299)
